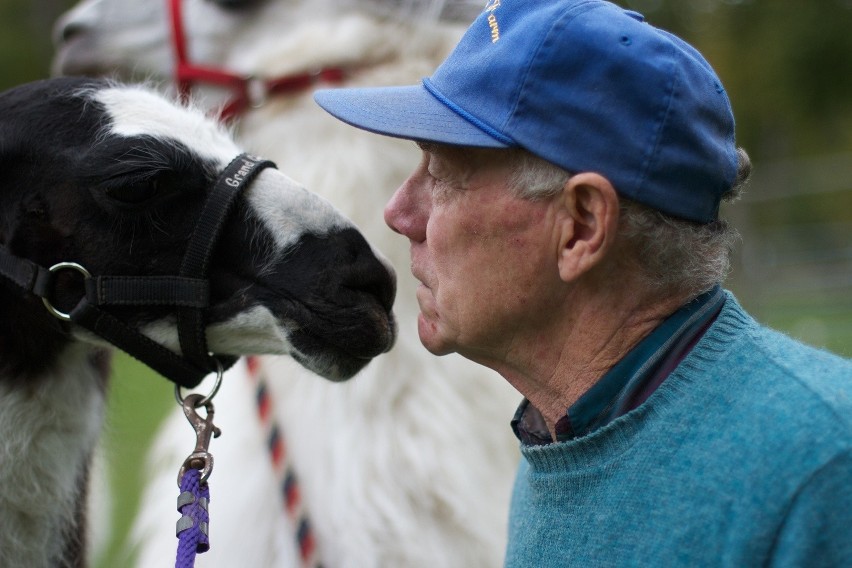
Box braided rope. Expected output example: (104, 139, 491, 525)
(175, 468, 211, 568)
(246, 356, 320, 567)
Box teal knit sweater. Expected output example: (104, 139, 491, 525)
(506, 294, 852, 567)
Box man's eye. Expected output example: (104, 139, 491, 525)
(105, 179, 159, 204)
(427, 158, 451, 182)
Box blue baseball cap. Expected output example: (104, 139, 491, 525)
(314, 0, 738, 223)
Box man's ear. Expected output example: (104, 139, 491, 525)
(555, 173, 620, 283)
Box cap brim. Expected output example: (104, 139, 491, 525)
(314, 84, 510, 148)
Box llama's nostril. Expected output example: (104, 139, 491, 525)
(59, 22, 86, 44)
(346, 258, 396, 314)
(339, 232, 397, 313)
(366, 269, 396, 313)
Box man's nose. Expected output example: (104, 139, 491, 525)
(384, 173, 427, 242)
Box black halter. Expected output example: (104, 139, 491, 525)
(0, 153, 276, 389)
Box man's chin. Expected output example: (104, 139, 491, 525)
(417, 312, 454, 356)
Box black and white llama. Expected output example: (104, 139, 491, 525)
(54, 1, 522, 566)
(0, 76, 396, 568)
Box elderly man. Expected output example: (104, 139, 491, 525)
(315, 0, 852, 565)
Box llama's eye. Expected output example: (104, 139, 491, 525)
(207, 0, 264, 11)
(105, 179, 159, 204)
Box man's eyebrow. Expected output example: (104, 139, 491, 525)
(416, 141, 440, 154)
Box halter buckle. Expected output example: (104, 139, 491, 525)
(41, 262, 91, 321)
(244, 75, 268, 108)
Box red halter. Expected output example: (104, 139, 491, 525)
(168, 0, 345, 122)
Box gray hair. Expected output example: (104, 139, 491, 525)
(509, 148, 753, 299)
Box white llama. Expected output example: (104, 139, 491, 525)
(53, 1, 522, 566)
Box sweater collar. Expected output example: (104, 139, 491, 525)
(515, 291, 757, 473)
(513, 286, 726, 446)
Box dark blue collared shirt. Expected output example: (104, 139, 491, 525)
(512, 286, 726, 445)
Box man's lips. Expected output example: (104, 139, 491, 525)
(410, 266, 427, 288)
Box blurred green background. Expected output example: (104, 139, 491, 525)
(2, 0, 850, 566)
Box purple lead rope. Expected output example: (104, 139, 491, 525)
(175, 468, 211, 568)
(174, 388, 221, 568)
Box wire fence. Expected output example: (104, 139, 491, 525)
(725, 152, 852, 357)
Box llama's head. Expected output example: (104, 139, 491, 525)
(52, 0, 482, 103)
(0, 77, 396, 383)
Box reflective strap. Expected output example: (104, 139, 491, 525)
(176, 516, 208, 537)
(177, 491, 196, 508)
(176, 515, 195, 536)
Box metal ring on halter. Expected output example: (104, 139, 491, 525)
(42, 262, 92, 321)
(174, 358, 224, 407)
(244, 75, 268, 108)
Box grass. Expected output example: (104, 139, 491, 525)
(93, 354, 174, 568)
(745, 294, 852, 358)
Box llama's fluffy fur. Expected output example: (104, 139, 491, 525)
(0, 344, 105, 567)
(128, 13, 521, 568)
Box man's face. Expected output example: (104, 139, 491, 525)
(384, 144, 566, 364)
